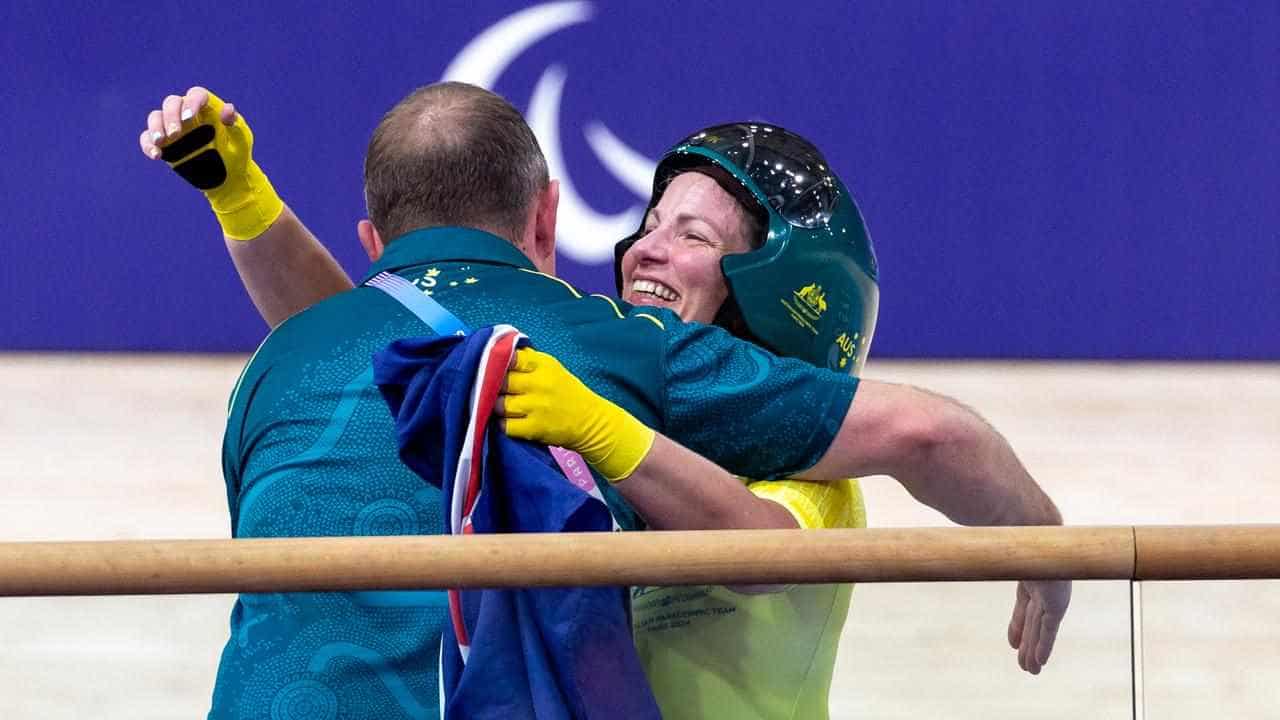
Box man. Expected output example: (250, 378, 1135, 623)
(142, 83, 1065, 719)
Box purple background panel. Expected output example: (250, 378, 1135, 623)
(3, 1, 1277, 357)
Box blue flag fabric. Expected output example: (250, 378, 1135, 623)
(372, 327, 662, 720)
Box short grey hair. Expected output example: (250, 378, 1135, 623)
(363, 82, 549, 244)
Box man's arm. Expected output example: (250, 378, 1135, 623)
(803, 379, 1060, 527)
(803, 379, 1069, 674)
(140, 87, 353, 327)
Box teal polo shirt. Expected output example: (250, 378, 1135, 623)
(212, 227, 858, 720)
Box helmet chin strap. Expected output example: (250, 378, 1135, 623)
(612, 231, 640, 295)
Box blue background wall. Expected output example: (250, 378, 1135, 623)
(3, 1, 1277, 357)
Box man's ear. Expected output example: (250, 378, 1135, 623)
(531, 180, 559, 274)
(357, 220, 385, 262)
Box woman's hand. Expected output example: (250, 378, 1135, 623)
(498, 348, 655, 483)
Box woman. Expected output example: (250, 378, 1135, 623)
(500, 123, 878, 720)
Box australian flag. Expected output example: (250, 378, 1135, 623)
(373, 324, 661, 720)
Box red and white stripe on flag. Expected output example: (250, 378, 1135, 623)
(447, 324, 524, 661)
(443, 325, 617, 664)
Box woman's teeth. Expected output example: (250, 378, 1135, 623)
(632, 280, 679, 301)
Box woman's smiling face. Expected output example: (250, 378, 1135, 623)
(619, 171, 756, 323)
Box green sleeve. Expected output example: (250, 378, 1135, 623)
(648, 308, 858, 479)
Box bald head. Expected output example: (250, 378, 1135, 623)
(363, 82, 549, 244)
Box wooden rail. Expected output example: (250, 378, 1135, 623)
(0, 525, 1275, 597)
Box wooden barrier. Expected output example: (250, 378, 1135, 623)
(0, 525, 1276, 596)
(1134, 525, 1280, 580)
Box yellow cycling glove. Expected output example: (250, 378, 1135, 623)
(502, 348, 656, 483)
(159, 91, 283, 240)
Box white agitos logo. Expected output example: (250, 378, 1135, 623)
(441, 1, 655, 263)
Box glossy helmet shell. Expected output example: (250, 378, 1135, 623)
(614, 123, 879, 374)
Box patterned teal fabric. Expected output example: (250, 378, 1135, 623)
(212, 227, 857, 719)
(646, 308, 856, 478)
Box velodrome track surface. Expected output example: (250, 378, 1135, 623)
(2, 356, 1277, 718)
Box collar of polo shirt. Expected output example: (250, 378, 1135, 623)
(364, 227, 537, 282)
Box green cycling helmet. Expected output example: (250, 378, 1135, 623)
(614, 123, 879, 375)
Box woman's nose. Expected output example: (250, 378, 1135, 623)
(629, 226, 671, 264)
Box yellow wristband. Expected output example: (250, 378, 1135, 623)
(595, 423, 656, 484)
(206, 161, 284, 241)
